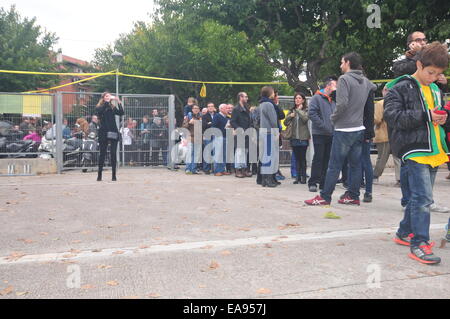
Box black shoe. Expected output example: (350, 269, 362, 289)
(363, 192, 372, 203)
(204, 170, 211, 175)
(409, 242, 441, 264)
(97, 168, 102, 181)
(262, 175, 277, 188)
(300, 176, 307, 184)
(272, 174, 281, 185)
(308, 185, 317, 192)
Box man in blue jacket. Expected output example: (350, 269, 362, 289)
(307, 76, 337, 192)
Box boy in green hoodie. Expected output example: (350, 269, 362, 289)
(384, 42, 450, 264)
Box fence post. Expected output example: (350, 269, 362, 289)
(55, 92, 63, 174)
(168, 95, 176, 169)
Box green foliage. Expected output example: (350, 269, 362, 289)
(0, 6, 59, 92)
(92, 18, 278, 108)
(156, 0, 450, 93)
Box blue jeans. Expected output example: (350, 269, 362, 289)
(320, 130, 364, 202)
(213, 137, 226, 173)
(203, 139, 212, 172)
(347, 140, 373, 194)
(291, 151, 297, 177)
(185, 142, 199, 173)
(397, 160, 437, 246)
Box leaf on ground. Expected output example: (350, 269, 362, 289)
(220, 250, 232, 256)
(237, 228, 251, 232)
(257, 288, 271, 294)
(336, 243, 345, 246)
(81, 230, 92, 235)
(324, 212, 341, 219)
(81, 284, 95, 290)
(70, 249, 81, 254)
(264, 244, 273, 249)
(39, 232, 49, 236)
(148, 293, 161, 298)
(209, 261, 220, 270)
(278, 223, 300, 230)
(17, 239, 35, 244)
(62, 254, 77, 259)
(0, 286, 14, 296)
(175, 240, 185, 244)
(5, 252, 25, 262)
(201, 245, 214, 250)
(122, 296, 140, 299)
(198, 284, 207, 288)
(97, 265, 112, 270)
(139, 245, 149, 249)
(112, 250, 125, 255)
(407, 275, 419, 279)
(16, 291, 28, 296)
(106, 280, 119, 286)
(92, 249, 102, 253)
(71, 240, 82, 244)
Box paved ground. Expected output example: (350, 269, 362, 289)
(0, 166, 450, 299)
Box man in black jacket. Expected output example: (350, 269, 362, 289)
(202, 102, 216, 174)
(231, 92, 252, 178)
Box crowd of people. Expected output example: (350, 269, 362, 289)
(157, 32, 450, 266)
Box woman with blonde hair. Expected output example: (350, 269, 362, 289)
(95, 92, 124, 181)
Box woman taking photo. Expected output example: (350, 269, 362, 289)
(95, 92, 124, 181)
(284, 93, 310, 184)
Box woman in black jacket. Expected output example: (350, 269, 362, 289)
(95, 92, 124, 181)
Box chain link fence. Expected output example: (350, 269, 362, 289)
(0, 91, 175, 175)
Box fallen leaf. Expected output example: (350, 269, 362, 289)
(336, 243, 345, 246)
(257, 288, 271, 294)
(71, 240, 82, 244)
(238, 228, 251, 232)
(70, 249, 81, 254)
(148, 293, 161, 298)
(62, 254, 77, 259)
(106, 280, 119, 286)
(97, 264, 113, 270)
(209, 261, 220, 270)
(264, 244, 273, 249)
(81, 284, 95, 290)
(39, 232, 49, 236)
(81, 230, 92, 235)
(112, 251, 125, 255)
(16, 291, 28, 296)
(139, 245, 149, 249)
(17, 239, 35, 244)
(0, 286, 14, 296)
(201, 245, 214, 250)
(122, 296, 140, 299)
(324, 212, 341, 219)
(220, 250, 232, 256)
(5, 252, 26, 262)
(198, 284, 207, 288)
(92, 249, 102, 253)
(407, 275, 419, 279)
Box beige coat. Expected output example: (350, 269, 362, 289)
(374, 100, 389, 144)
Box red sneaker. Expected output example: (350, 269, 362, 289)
(338, 194, 360, 206)
(393, 233, 414, 246)
(305, 195, 330, 206)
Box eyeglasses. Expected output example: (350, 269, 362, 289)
(412, 38, 427, 43)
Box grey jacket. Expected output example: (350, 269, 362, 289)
(284, 109, 310, 140)
(308, 91, 336, 136)
(259, 101, 279, 130)
(332, 70, 377, 130)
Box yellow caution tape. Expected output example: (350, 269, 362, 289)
(24, 71, 114, 93)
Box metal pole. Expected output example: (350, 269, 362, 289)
(115, 69, 122, 168)
(55, 92, 63, 174)
(168, 95, 176, 169)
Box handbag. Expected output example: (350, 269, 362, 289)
(107, 131, 119, 140)
(284, 119, 294, 139)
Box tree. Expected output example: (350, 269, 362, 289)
(0, 6, 58, 92)
(91, 17, 283, 107)
(156, 0, 450, 93)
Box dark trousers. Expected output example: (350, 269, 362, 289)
(140, 143, 151, 165)
(98, 139, 118, 172)
(308, 135, 333, 188)
(151, 146, 163, 165)
(292, 145, 308, 179)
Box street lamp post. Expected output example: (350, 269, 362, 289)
(111, 51, 123, 166)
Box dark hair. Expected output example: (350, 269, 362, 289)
(416, 42, 449, 69)
(293, 92, 307, 110)
(342, 52, 363, 70)
(407, 31, 424, 46)
(260, 86, 274, 98)
(237, 92, 247, 101)
(322, 75, 338, 89)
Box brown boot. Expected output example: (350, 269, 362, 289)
(235, 168, 245, 178)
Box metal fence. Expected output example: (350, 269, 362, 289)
(0, 91, 176, 174)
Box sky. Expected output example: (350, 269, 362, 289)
(2, 0, 156, 62)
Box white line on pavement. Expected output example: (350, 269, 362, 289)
(0, 224, 447, 266)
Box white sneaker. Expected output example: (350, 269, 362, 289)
(430, 203, 450, 213)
